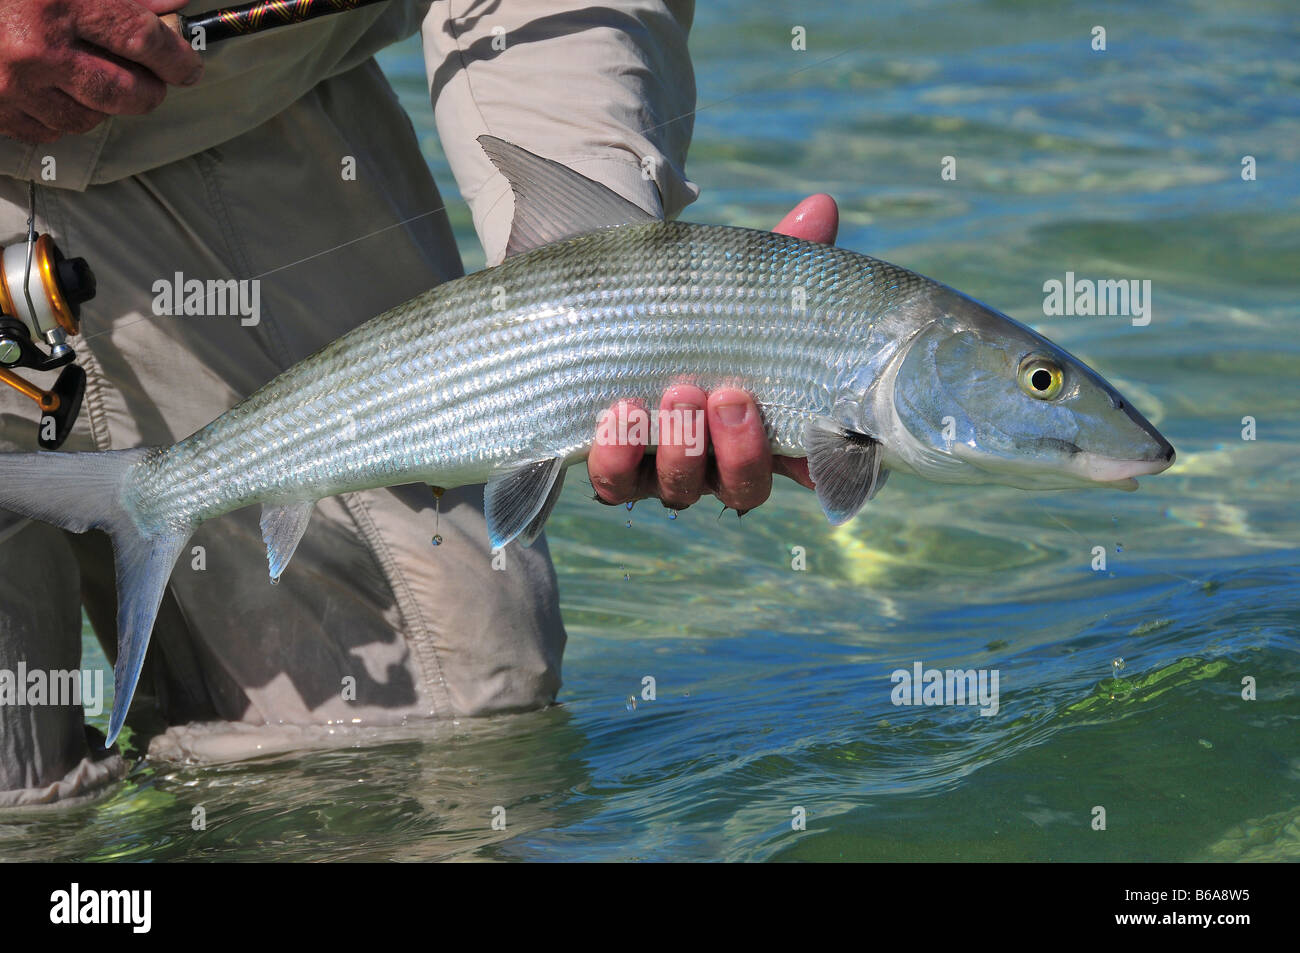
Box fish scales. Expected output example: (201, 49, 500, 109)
(129, 221, 925, 527)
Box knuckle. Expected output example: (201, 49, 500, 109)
(7, 38, 42, 67)
(724, 447, 770, 473)
(79, 68, 120, 107)
(589, 471, 633, 504)
(117, 29, 154, 62)
(123, 22, 177, 68)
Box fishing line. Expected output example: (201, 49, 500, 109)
(1029, 496, 1201, 588)
(78, 203, 451, 345)
(429, 484, 445, 545)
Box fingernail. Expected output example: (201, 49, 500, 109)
(671, 402, 699, 412)
(715, 402, 747, 427)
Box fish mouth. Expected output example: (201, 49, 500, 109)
(1075, 445, 1176, 491)
(948, 439, 1176, 491)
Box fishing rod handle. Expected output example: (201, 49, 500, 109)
(161, 0, 387, 47)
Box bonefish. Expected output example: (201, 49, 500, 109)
(0, 138, 1175, 743)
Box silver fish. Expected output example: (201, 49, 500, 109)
(0, 138, 1175, 743)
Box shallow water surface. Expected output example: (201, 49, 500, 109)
(3, 0, 1297, 861)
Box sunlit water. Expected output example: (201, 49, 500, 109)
(3, 0, 1297, 861)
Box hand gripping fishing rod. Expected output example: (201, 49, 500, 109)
(0, 1, 388, 448)
(161, 0, 390, 45)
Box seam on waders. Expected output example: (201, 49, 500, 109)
(193, 145, 451, 720)
(193, 151, 294, 372)
(338, 490, 451, 720)
(39, 187, 112, 451)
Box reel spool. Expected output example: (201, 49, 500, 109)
(0, 193, 95, 450)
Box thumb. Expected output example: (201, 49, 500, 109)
(772, 194, 838, 245)
(134, 0, 191, 15)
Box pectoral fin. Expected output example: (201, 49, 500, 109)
(484, 457, 567, 549)
(261, 501, 315, 582)
(803, 417, 889, 525)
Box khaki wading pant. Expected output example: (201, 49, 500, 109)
(0, 58, 566, 807)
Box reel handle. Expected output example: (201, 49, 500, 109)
(0, 363, 84, 449)
(40, 364, 86, 450)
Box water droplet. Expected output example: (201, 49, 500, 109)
(668, 511, 677, 520)
(1115, 542, 1124, 553)
(269, 575, 280, 587)
(431, 534, 443, 546)
(625, 501, 635, 511)
(1111, 657, 1126, 676)
(625, 519, 632, 529)
(1198, 738, 1213, 749)
(623, 572, 630, 581)
(625, 695, 637, 711)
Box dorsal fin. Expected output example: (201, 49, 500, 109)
(478, 135, 658, 258)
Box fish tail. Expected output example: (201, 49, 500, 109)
(0, 448, 191, 746)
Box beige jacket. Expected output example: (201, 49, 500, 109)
(0, 0, 699, 259)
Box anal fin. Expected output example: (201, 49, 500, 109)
(260, 501, 315, 582)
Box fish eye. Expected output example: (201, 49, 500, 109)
(1017, 357, 1064, 400)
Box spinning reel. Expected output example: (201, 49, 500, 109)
(0, 184, 95, 450)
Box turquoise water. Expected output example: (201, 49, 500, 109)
(4, 0, 1298, 861)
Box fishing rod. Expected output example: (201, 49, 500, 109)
(161, 0, 390, 45)
(0, 2, 390, 448)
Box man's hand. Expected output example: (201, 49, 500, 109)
(0, 0, 202, 144)
(587, 194, 839, 513)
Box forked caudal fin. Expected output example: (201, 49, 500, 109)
(0, 448, 190, 747)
